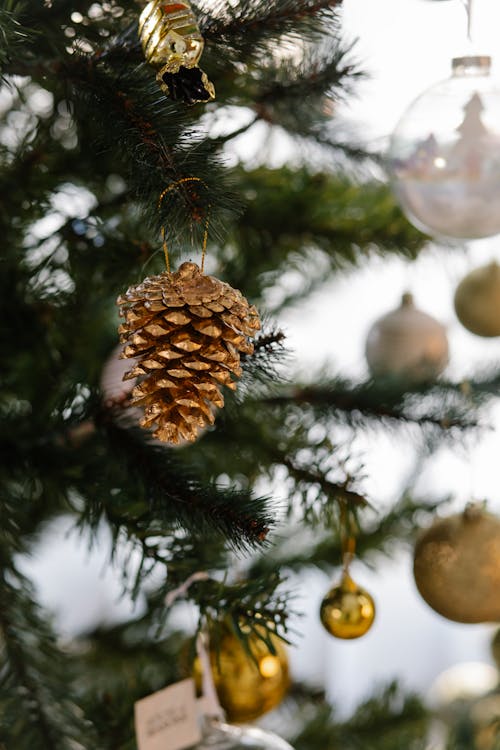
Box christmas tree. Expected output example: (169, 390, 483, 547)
(1, 2, 499, 749)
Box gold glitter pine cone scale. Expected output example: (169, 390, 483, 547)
(116, 262, 260, 444)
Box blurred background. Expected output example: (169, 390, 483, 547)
(17, 0, 500, 721)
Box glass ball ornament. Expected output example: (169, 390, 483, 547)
(388, 55, 500, 240)
(319, 572, 375, 639)
(190, 719, 295, 750)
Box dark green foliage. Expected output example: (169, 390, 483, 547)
(288, 682, 429, 750)
(0, 0, 493, 747)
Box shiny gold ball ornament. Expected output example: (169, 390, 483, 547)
(138, 0, 215, 103)
(454, 261, 500, 337)
(116, 262, 260, 444)
(320, 572, 376, 640)
(193, 626, 289, 723)
(413, 506, 500, 623)
(365, 292, 448, 381)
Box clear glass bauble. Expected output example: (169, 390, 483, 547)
(388, 56, 500, 240)
(191, 719, 295, 750)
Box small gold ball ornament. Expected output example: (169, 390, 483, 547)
(454, 261, 500, 337)
(413, 505, 500, 623)
(365, 292, 448, 381)
(193, 626, 289, 723)
(320, 572, 376, 640)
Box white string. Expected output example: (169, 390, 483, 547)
(463, 0, 473, 41)
(196, 630, 225, 720)
(164, 571, 210, 608)
(163, 573, 224, 721)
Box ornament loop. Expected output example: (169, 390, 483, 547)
(339, 503, 357, 574)
(196, 630, 225, 721)
(158, 177, 211, 273)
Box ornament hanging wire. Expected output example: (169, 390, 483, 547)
(158, 177, 211, 274)
(463, 0, 473, 42)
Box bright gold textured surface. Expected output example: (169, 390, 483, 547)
(193, 626, 289, 723)
(116, 262, 260, 445)
(320, 572, 376, 640)
(413, 507, 500, 623)
(138, 0, 215, 102)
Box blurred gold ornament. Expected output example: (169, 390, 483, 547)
(413, 505, 500, 623)
(320, 572, 376, 640)
(116, 261, 260, 444)
(365, 292, 448, 381)
(193, 625, 289, 723)
(471, 694, 500, 750)
(491, 628, 500, 670)
(454, 261, 500, 337)
(139, 0, 215, 103)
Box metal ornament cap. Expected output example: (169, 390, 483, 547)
(452, 56, 492, 77)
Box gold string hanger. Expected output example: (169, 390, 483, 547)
(158, 176, 211, 274)
(339, 502, 358, 574)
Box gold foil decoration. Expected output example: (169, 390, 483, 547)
(116, 261, 260, 444)
(139, 0, 215, 103)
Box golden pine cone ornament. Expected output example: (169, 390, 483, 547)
(116, 262, 260, 444)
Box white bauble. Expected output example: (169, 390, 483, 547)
(365, 293, 448, 381)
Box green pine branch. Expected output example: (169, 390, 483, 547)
(221, 166, 426, 303)
(0, 567, 97, 750)
(288, 682, 429, 750)
(201, 0, 342, 47)
(262, 374, 495, 432)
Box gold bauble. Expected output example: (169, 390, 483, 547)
(470, 694, 500, 750)
(491, 628, 500, 670)
(365, 292, 448, 381)
(454, 261, 500, 337)
(319, 573, 376, 639)
(193, 626, 289, 723)
(413, 506, 500, 623)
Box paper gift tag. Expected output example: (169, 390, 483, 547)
(134, 678, 202, 750)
